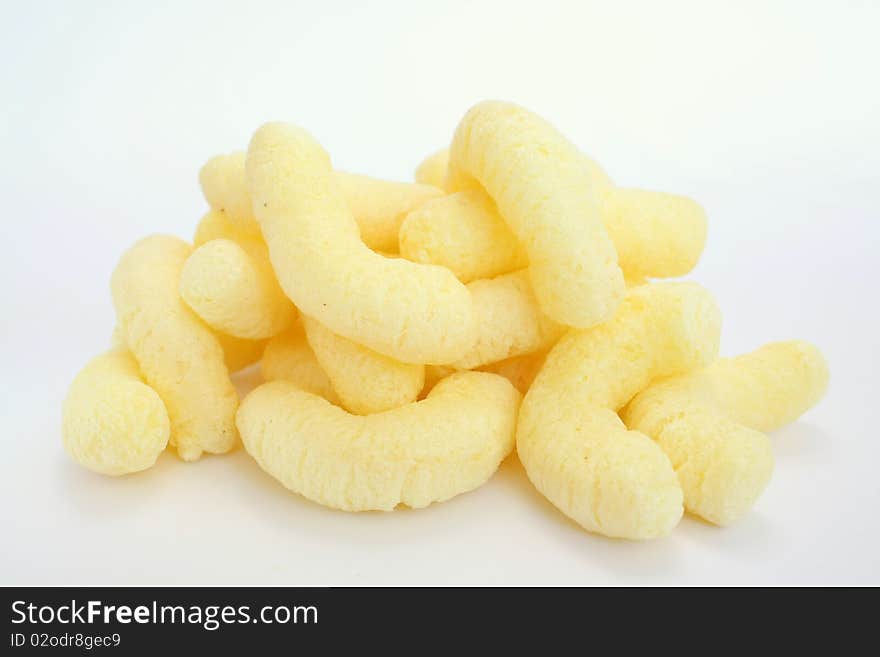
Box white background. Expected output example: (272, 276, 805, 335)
(2, 0, 878, 585)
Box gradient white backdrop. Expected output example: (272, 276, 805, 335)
(2, 0, 878, 585)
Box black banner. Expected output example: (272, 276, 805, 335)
(3, 587, 580, 651)
(0, 586, 853, 651)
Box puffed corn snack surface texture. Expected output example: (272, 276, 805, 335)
(111, 235, 239, 461)
(246, 122, 476, 364)
(447, 101, 625, 328)
(621, 341, 829, 525)
(62, 350, 170, 476)
(237, 372, 521, 511)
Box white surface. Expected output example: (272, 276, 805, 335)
(2, 0, 878, 586)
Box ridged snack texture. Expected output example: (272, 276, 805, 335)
(111, 235, 239, 461)
(447, 101, 625, 327)
(237, 371, 521, 511)
(302, 315, 425, 414)
(62, 349, 170, 476)
(245, 122, 476, 364)
(180, 237, 295, 340)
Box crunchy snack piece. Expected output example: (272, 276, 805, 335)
(452, 270, 563, 370)
(113, 321, 262, 374)
(261, 322, 339, 404)
(111, 235, 238, 461)
(622, 341, 829, 526)
(237, 372, 521, 511)
(400, 189, 528, 283)
(246, 122, 475, 364)
(302, 316, 424, 414)
(62, 350, 170, 476)
(447, 101, 625, 327)
(180, 238, 296, 340)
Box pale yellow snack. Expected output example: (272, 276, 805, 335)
(603, 189, 707, 280)
(479, 349, 548, 394)
(302, 315, 425, 415)
(200, 152, 260, 230)
(62, 349, 170, 476)
(237, 372, 521, 511)
(192, 208, 295, 345)
(111, 235, 238, 461)
(622, 341, 829, 526)
(179, 237, 296, 340)
(200, 151, 442, 252)
(452, 270, 564, 370)
(517, 282, 722, 539)
(246, 122, 475, 364)
(113, 321, 262, 373)
(334, 172, 443, 253)
(261, 323, 340, 404)
(399, 190, 528, 284)
(447, 101, 625, 327)
(695, 341, 829, 432)
(193, 208, 261, 247)
(414, 148, 450, 188)
(400, 186, 706, 284)
(192, 208, 296, 344)
(414, 147, 614, 196)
